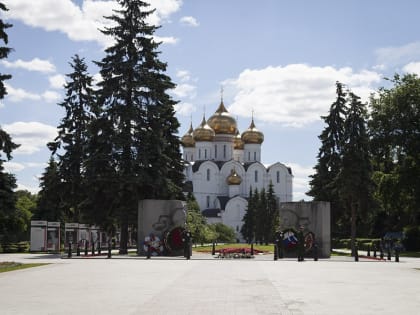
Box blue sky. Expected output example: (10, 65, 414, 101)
(1, 0, 420, 201)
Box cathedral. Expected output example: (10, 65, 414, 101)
(181, 99, 293, 241)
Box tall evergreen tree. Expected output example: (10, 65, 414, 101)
(95, 0, 184, 253)
(307, 82, 347, 237)
(48, 55, 96, 222)
(0, 2, 20, 244)
(265, 181, 279, 243)
(241, 187, 255, 243)
(336, 91, 373, 254)
(34, 157, 65, 222)
(0, 2, 12, 99)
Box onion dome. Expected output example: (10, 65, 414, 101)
(226, 168, 242, 185)
(233, 129, 244, 150)
(193, 115, 215, 142)
(207, 101, 237, 135)
(241, 118, 264, 144)
(181, 122, 195, 147)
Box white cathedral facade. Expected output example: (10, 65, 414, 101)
(181, 100, 293, 241)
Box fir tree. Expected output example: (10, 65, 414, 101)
(307, 82, 347, 237)
(34, 157, 65, 222)
(241, 187, 255, 243)
(265, 181, 279, 243)
(0, 2, 20, 244)
(48, 55, 96, 222)
(336, 91, 373, 255)
(95, 0, 184, 253)
(0, 2, 12, 99)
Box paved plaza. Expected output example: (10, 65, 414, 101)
(0, 252, 419, 314)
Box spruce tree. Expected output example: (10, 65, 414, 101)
(0, 2, 20, 244)
(336, 91, 373, 255)
(241, 187, 255, 243)
(0, 2, 12, 99)
(95, 0, 184, 253)
(48, 55, 96, 222)
(34, 157, 65, 222)
(307, 82, 347, 237)
(266, 181, 279, 243)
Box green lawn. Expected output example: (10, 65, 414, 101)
(194, 243, 274, 253)
(0, 262, 49, 273)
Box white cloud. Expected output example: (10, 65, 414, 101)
(285, 162, 314, 201)
(3, 122, 57, 155)
(376, 41, 420, 67)
(49, 74, 66, 89)
(5, 84, 41, 102)
(42, 90, 61, 103)
(174, 102, 196, 116)
(172, 83, 196, 99)
(176, 70, 191, 82)
(1, 58, 56, 73)
(403, 62, 420, 75)
(154, 35, 179, 45)
(3, 0, 182, 47)
(5, 84, 61, 103)
(4, 161, 25, 172)
(4, 161, 46, 173)
(15, 183, 40, 194)
(180, 16, 199, 27)
(225, 64, 381, 127)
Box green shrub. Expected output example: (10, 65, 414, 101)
(403, 226, 420, 251)
(0, 241, 29, 253)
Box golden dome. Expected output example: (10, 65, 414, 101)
(181, 122, 195, 147)
(193, 115, 215, 142)
(241, 118, 264, 144)
(226, 168, 242, 185)
(207, 101, 237, 135)
(233, 129, 244, 150)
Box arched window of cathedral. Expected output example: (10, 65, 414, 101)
(215, 145, 217, 158)
(255, 170, 258, 182)
(207, 168, 210, 181)
(248, 151, 250, 161)
(253, 151, 256, 161)
(206, 196, 210, 208)
(199, 149, 201, 159)
(277, 171, 280, 183)
(205, 149, 207, 159)
(223, 145, 226, 158)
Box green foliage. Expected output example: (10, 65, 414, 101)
(48, 55, 96, 223)
(211, 223, 236, 243)
(186, 194, 208, 243)
(13, 190, 36, 239)
(403, 226, 420, 251)
(336, 91, 373, 253)
(33, 157, 65, 222)
(308, 82, 374, 255)
(0, 241, 29, 253)
(369, 74, 420, 231)
(92, 0, 184, 253)
(0, 2, 12, 100)
(241, 187, 255, 242)
(242, 185, 279, 244)
(308, 82, 347, 237)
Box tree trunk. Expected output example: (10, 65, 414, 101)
(119, 215, 129, 255)
(350, 201, 357, 256)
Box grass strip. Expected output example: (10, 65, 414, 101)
(0, 262, 49, 273)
